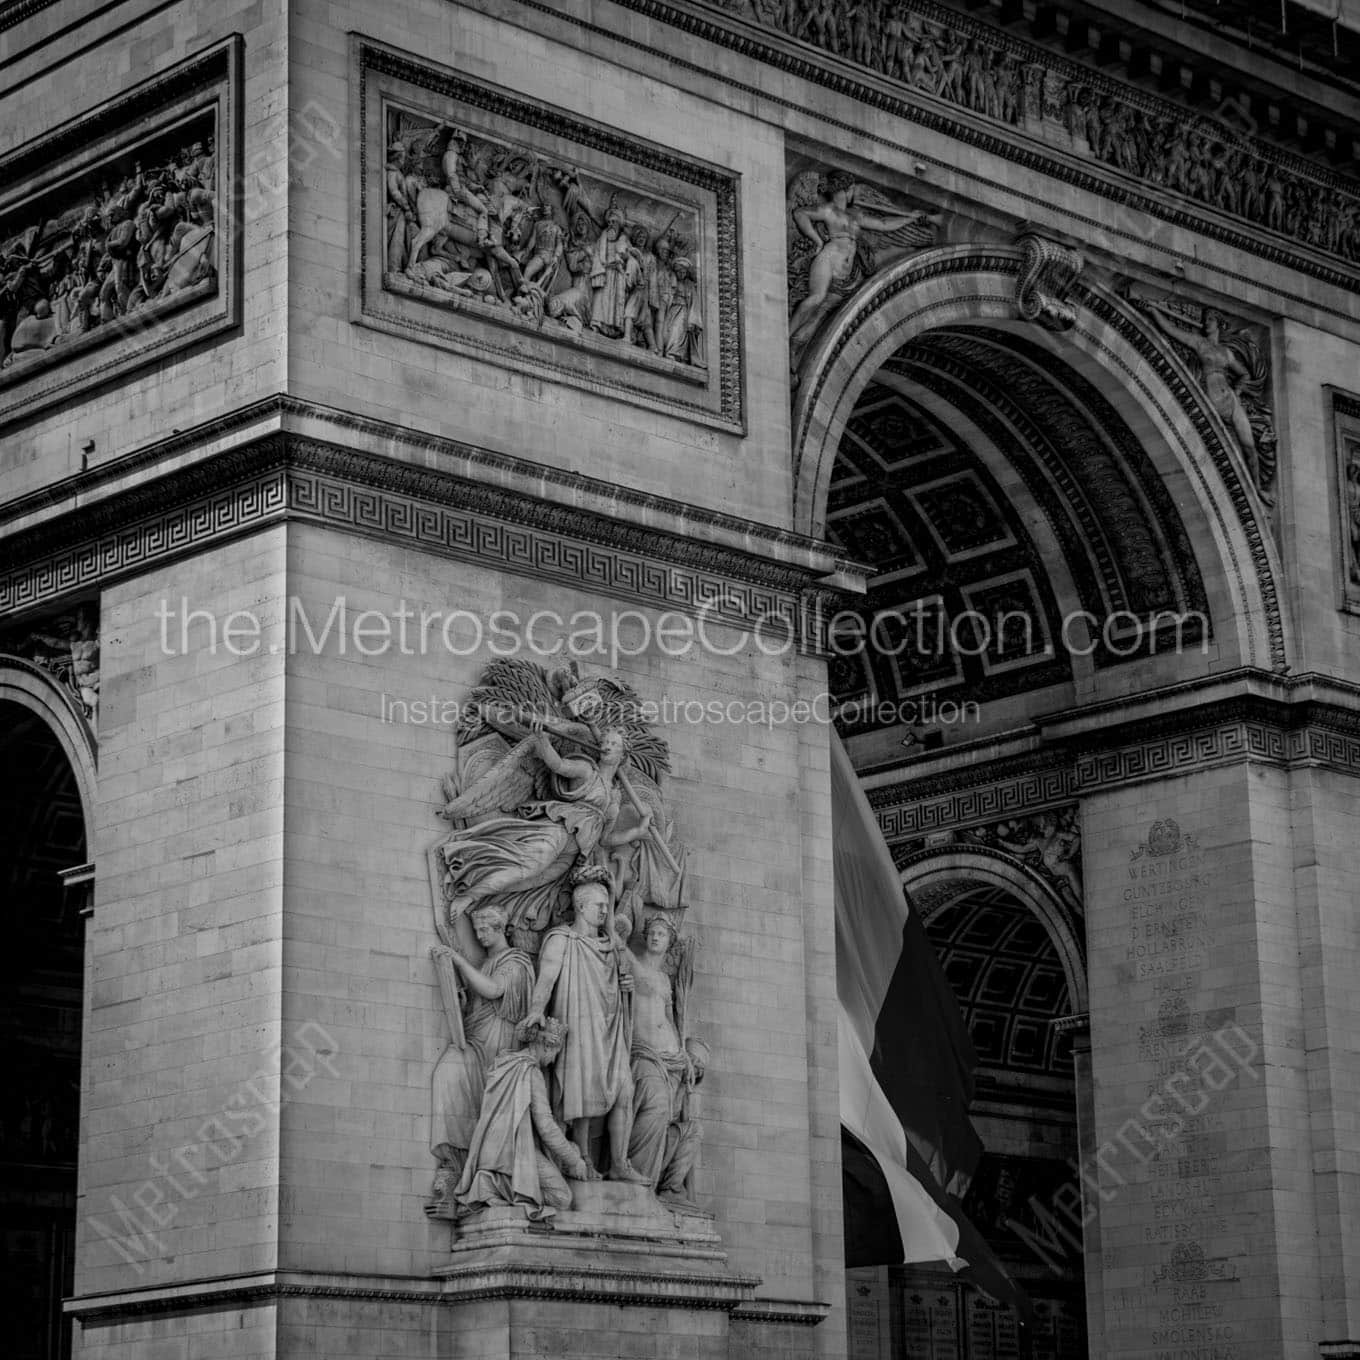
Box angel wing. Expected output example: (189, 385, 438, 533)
(850, 182, 941, 267)
(456, 658, 560, 744)
(437, 732, 542, 824)
(785, 169, 825, 217)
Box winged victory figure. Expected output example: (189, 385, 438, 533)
(786, 168, 941, 362)
(428, 660, 687, 952)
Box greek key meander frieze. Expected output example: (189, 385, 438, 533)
(0, 437, 819, 635)
(874, 765, 1079, 841)
(606, 0, 1360, 293)
(870, 707, 1360, 846)
(0, 37, 241, 427)
(355, 40, 742, 431)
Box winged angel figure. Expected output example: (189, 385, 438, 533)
(428, 660, 687, 952)
(786, 168, 941, 362)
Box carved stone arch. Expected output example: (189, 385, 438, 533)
(0, 654, 98, 836)
(791, 243, 1290, 675)
(897, 844, 1088, 1015)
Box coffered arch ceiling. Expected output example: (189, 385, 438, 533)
(824, 320, 1212, 733)
(794, 249, 1289, 682)
(920, 884, 1074, 1081)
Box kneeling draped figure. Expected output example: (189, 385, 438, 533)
(454, 1017, 600, 1221)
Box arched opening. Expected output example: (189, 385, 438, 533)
(0, 688, 92, 1360)
(918, 879, 1086, 1355)
(795, 246, 1291, 731)
(851, 852, 1088, 1358)
(817, 250, 1234, 1356)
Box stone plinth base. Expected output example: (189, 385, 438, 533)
(431, 1182, 759, 1358)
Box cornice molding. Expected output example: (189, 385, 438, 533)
(867, 670, 1360, 830)
(0, 425, 843, 637)
(66, 1264, 762, 1324)
(731, 1296, 832, 1326)
(0, 396, 849, 581)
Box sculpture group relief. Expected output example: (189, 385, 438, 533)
(0, 118, 218, 374)
(385, 110, 704, 370)
(424, 661, 705, 1224)
(960, 807, 1083, 918)
(750, 0, 1360, 270)
(1122, 284, 1277, 503)
(2, 604, 100, 729)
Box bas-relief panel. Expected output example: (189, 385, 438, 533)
(730, 0, 1360, 281)
(0, 36, 241, 428)
(354, 40, 743, 432)
(1332, 390, 1360, 614)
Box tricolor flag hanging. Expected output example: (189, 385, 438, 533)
(832, 732, 1028, 1316)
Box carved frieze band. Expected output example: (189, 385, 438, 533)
(0, 436, 819, 636)
(0, 36, 242, 428)
(602, 0, 1360, 292)
(353, 39, 743, 431)
(871, 702, 1360, 838)
(873, 764, 1077, 842)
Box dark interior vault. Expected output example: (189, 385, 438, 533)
(0, 701, 86, 1360)
(826, 324, 1210, 740)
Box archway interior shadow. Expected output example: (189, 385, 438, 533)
(0, 700, 87, 1360)
(886, 878, 1089, 1354)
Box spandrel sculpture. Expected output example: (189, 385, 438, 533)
(1124, 286, 1278, 504)
(786, 167, 940, 368)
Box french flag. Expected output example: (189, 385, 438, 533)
(832, 734, 1027, 1314)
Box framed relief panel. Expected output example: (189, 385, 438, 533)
(352, 38, 743, 432)
(0, 35, 242, 427)
(1330, 389, 1360, 613)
